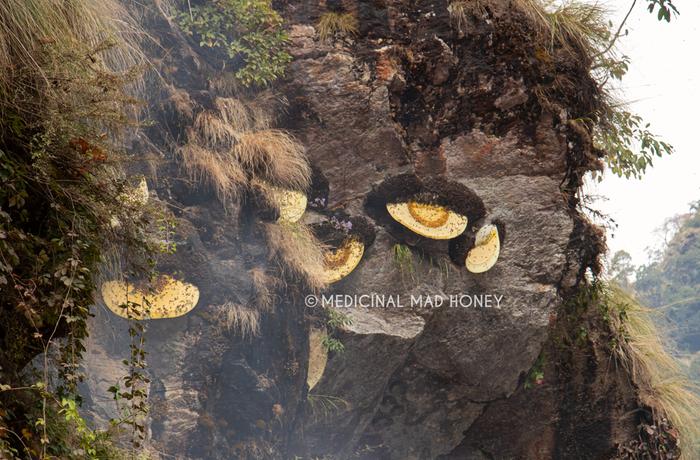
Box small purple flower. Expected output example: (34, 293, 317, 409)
(311, 197, 327, 209)
(329, 216, 353, 233)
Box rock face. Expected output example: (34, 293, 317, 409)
(79, 0, 643, 458)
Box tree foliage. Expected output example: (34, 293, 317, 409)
(175, 0, 291, 87)
(596, 109, 674, 179)
(550, 0, 679, 180)
(608, 250, 635, 288)
(646, 0, 678, 22)
(635, 203, 700, 353)
(0, 0, 152, 456)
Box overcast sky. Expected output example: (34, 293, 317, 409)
(588, 0, 700, 267)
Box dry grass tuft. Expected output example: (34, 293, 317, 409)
(167, 84, 195, 119)
(607, 285, 700, 454)
(194, 110, 240, 148)
(214, 302, 261, 339)
(208, 72, 239, 97)
(317, 12, 359, 41)
(178, 142, 247, 203)
(265, 222, 328, 291)
(515, 0, 610, 58)
(248, 105, 273, 131)
(250, 267, 275, 311)
(447, 1, 474, 33)
(215, 96, 273, 131)
(215, 97, 254, 132)
(234, 130, 311, 190)
(0, 0, 143, 87)
(179, 96, 310, 205)
(307, 394, 351, 420)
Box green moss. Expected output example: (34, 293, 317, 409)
(524, 353, 545, 389)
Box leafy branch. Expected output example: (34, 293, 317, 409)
(108, 299, 150, 450)
(175, 0, 291, 87)
(584, 0, 679, 179)
(594, 109, 673, 180)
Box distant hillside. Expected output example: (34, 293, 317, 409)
(634, 201, 700, 375)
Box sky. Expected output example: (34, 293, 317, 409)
(587, 0, 700, 267)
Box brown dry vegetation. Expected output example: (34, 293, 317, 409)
(178, 142, 248, 204)
(514, 0, 610, 58)
(179, 96, 310, 205)
(234, 130, 311, 189)
(250, 267, 275, 312)
(264, 222, 328, 291)
(607, 286, 700, 455)
(214, 302, 261, 339)
(317, 12, 359, 41)
(0, 0, 143, 79)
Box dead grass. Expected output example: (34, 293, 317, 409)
(317, 12, 359, 41)
(307, 394, 350, 421)
(215, 97, 254, 132)
(265, 222, 328, 291)
(194, 110, 240, 148)
(250, 267, 275, 311)
(248, 105, 273, 131)
(0, 0, 143, 86)
(214, 302, 261, 339)
(234, 130, 311, 190)
(180, 96, 310, 205)
(515, 0, 610, 57)
(178, 142, 247, 203)
(607, 285, 700, 455)
(166, 84, 194, 119)
(447, 1, 480, 33)
(208, 72, 239, 97)
(215, 96, 273, 131)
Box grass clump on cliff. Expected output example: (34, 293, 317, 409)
(448, 2, 470, 33)
(0, 0, 143, 81)
(392, 243, 415, 284)
(265, 222, 328, 291)
(214, 302, 261, 338)
(605, 285, 700, 456)
(180, 96, 311, 205)
(234, 130, 311, 190)
(0, 0, 150, 457)
(317, 12, 359, 42)
(562, 281, 698, 455)
(511, 0, 674, 181)
(580, 283, 700, 456)
(517, 0, 610, 57)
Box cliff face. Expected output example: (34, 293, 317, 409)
(79, 1, 646, 458)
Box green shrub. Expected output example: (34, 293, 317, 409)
(175, 0, 291, 87)
(0, 0, 151, 456)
